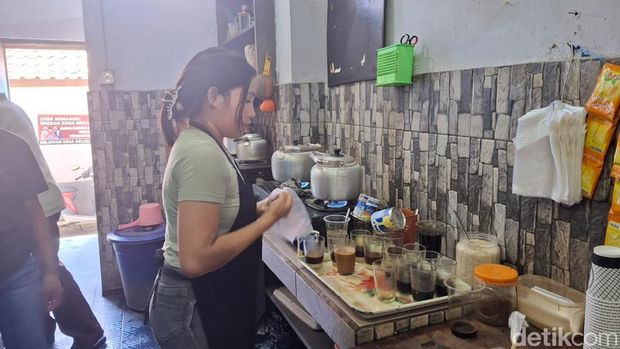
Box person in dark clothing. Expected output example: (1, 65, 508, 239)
(0, 94, 105, 349)
(0, 129, 63, 349)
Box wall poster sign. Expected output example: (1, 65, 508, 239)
(38, 114, 90, 145)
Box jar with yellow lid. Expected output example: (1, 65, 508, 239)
(474, 264, 518, 327)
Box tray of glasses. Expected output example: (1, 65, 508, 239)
(298, 255, 448, 319)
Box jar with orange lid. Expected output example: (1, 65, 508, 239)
(474, 264, 518, 327)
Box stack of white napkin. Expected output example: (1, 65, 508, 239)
(264, 187, 314, 243)
(513, 101, 587, 206)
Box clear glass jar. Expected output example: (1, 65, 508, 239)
(456, 233, 500, 287)
(474, 264, 518, 327)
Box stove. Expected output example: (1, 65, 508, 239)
(304, 198, 351, 212)
(252, 180, 370, 239)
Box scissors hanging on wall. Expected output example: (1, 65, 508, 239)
(400, 34, 418, 46)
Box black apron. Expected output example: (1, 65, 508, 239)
(188, 121, 261, 349)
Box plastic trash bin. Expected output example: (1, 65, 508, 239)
(107, 223, 165, 311)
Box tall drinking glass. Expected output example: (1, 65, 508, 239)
(416, 220, 446, 253)
(410, 254, 438, 301)
(373, 259, 397, 303)
(364, 236, 384, 269)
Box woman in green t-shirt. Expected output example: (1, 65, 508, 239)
(149, 47, 292, 349)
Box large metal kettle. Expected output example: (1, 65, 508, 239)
(271, 141, 322, 182)
(309, 148, 364, 201)
(235, 132, 270, 161)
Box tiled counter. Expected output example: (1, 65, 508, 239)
(262, 231, 451, 348)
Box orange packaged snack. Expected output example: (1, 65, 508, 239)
(584, 114, 618, 161)
(581, 113, 619, 198)
(613, 136, 620, 179)
(605, 181, 620, 247)
(605, 210, 620, 248)
(581, 154, 604, 199)
(586, 63, 620, 122)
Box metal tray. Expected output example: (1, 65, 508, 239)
(299, 256, 448, 319)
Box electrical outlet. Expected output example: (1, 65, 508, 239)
(100, 70, 115, 85)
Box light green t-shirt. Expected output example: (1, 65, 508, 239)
(162, 128, 240, 268)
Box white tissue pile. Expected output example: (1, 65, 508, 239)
(512, 101, 587, 206)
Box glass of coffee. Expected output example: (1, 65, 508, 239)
(373, 259, 397, 303)
(334, 239, 356, 275)
(416, 220, 446, 254)
(364, 236, 384, 270)
(327, 232, 348, 265)
(397, 244, 426, 294)
(302, 235, 325, 269)
(350, 229, 370, 262)
(410, 254, 438, 301)
(436, 256, 457, 297)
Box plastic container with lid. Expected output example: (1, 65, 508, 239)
(517, 274, 585, 334)
(474, 264, 518, 327)
(456, 233, 501, 287)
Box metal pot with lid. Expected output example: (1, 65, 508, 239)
(310, 148, 364, 201)
(271, 141, 322, 182)
(235, 132, 270, 161)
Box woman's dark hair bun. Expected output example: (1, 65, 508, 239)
(161, 47, 256, 147)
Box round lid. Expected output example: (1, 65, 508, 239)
(282, 142, 322, 153)
(239, 133, 264, 141)
(311, 148, 356, 167)
(107, 223, 165, 244)
(474, 264, 518, 285)
(592, 245, 620, 268)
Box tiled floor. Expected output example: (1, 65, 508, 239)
(53, 234, 159, 349)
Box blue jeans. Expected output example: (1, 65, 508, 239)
(0, 257, 47, 349)
(149, 267, 207, 349)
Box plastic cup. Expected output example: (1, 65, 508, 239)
(436, 256, 457, 297)
(410, 257, 437, 301)
(324, 214, 350, 236)
(334, 239, 356, 275)
(301, 235, 325, 269)
(327, 233, 348, 265)
(364, 236, 384, 269)
(373, 259, 397, 303)
(416, 220, 446, 253)
(350, 229, 370, 261)
(444, 276, 479, 321)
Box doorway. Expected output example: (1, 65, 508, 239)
(3, 43, 96, 237)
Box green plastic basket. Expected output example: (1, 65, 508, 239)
(376, 44, 414, 87)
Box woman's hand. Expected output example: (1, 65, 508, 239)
(263, 192, 293, 223)
(256, 197, 271, 216)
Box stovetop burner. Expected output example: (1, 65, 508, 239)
(304, 198, 354, 212)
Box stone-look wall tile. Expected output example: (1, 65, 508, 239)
(569, 238, 589, 292)
(90, 91, 167, 292)
(410, 315, 429, 329)
(395, 318, 410, 334)
(429, 311, 445, 325)
(552, 221, 570, 270)
(356, 327, 374, 345)
(374, 322, 395, 340)
(259, 57, 614, 302)
(542, 62, 561, 106)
